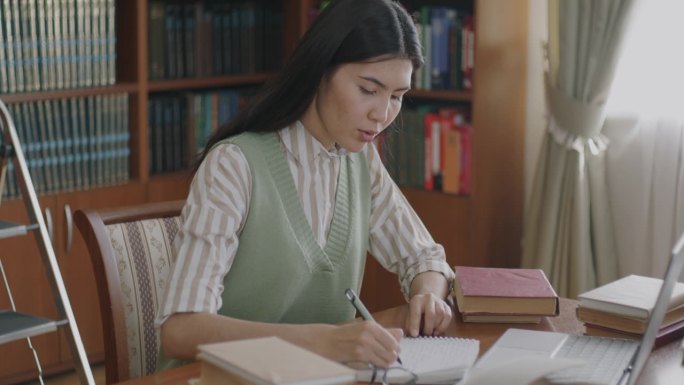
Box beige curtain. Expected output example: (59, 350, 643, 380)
(604, 117, 684, 280)
(522, 0, 637, 297)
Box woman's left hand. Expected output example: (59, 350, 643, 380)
(405, 292, 452, 337)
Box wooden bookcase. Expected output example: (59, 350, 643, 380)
(0, 0, 527, 381)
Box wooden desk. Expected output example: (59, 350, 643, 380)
(118, 299, 683, 385)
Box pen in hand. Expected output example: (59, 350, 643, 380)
(345, 288, 403, 365)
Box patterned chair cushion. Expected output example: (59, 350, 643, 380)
(106, 216, 181, 379)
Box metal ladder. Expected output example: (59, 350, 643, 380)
(0, 99, 94, 385)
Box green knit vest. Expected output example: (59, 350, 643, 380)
(219, 132, 371, 323)
(157, 131, 371, 371)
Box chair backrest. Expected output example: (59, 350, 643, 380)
(74, 200, 185, 384)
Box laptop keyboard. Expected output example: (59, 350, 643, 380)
(547, 335, 639, 385)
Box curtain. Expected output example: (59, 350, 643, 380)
(604, 117, 684, 280)
(522, 0, 636, 297)
(602, 0, 684, 280)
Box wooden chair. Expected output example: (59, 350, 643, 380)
(74, 200, 185, 384)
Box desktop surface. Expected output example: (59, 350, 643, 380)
(116, 299, 683, 385)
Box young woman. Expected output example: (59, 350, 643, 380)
(156, 0, 455, 370)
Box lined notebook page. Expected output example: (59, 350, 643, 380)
(357, 336, 480, 384)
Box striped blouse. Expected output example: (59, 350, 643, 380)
(156, 121, 455, 325)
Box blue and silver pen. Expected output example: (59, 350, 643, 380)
(345, 288, 403, 365)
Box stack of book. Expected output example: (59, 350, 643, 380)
(577, 275, 684, 346)
(452, 266, 559, 323)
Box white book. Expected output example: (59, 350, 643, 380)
(197, 337, 356, 385)
(578, 274, 684, 319)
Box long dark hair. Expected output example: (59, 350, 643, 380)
(195, 0, 423, 168)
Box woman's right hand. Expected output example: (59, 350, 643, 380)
(307, 321, 403, 368)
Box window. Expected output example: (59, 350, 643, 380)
(607, 0, 684, 118)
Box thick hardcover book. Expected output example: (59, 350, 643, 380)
(453, 266, 559, 317)
(460, 313, 542, 324)
(584, 319, 684, 348)
(148, 0, 166, 80)
(196, 337, 356, 385)
(578, 274, 684, 319)
(576, 304, 684, 334)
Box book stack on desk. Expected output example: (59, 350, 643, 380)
(452, 266, 559, 323)
(577, 274, 684, 347)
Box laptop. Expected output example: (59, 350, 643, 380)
(474, 232, 684, 385)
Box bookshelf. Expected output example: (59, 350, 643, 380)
(0, 0, 527, 381)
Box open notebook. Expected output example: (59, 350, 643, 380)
(473, 232, 684, 385)
(357, 336, 479, 384)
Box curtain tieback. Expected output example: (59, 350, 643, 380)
(546, 84, 609, 154)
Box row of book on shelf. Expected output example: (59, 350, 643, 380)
(148, 0, 283, 80)
(307, 3, 474, 92)
(0, 0, 117, 93)
(148, 88, 253, 175)
(148, 87, 472, 193)
(1, 93, 130, 200)
(378, 106, 471, 195)
(412, 5, 474, 91)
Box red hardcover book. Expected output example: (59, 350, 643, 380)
(438, 108, 465, 194)
(457, 120, 471, 194)
(453, 266, 559, 316)
(424, 113, 441, 190)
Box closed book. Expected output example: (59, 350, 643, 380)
(460, 313, 542, 324)
(576, 304, 684, 334)
(584, 319, 684, 348)
(578, 274, 684, 319)
(453, 266, 559, 316)
(439, 108, 462, 194)
(196, 337, 356, 385)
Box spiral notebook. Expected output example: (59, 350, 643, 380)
(357, 336, 480, 384)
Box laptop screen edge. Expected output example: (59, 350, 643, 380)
(624, 232, 684, 385)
